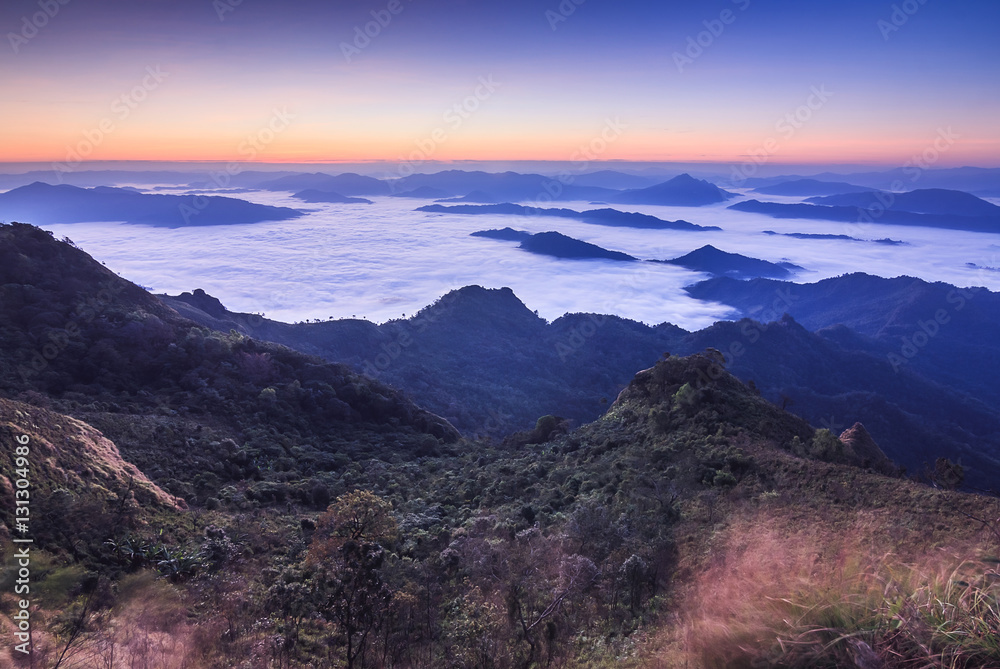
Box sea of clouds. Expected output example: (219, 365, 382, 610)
(37, 188, 1000, 331)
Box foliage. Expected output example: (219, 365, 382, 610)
(4, 224, 1000, 667)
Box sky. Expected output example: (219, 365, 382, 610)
(2, 0, 999, 166)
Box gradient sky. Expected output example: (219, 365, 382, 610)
(2, 0, 998, 166)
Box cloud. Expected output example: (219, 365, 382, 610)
(37, 189, 1000, 329)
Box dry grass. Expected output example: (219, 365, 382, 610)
(664, 513, 1000, 668)
(42, 572, 195, 669)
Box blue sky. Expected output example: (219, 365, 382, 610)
(2, 0, 998, 165)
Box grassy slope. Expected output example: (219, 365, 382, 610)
(1, 223, 998, 667)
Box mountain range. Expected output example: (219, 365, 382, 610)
(806, 188, 1000, 217)
(0, 182, 303, 226)
(656, 244, 804, 279)
(608, 173, 736, 206)
(417, 202, 719, 231)
(730, 198, 1000, 233)
(753, 178, 872, 196)
(161, 275, 1000, 490)
(3, 220, 999, 668)
(292, 189, 373, 204)
(472, 229, 637, 261)
(256, 171, 391, 195)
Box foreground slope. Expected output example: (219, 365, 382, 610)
(458, 352, 1000, 666)
(0, 222, 459, 510)
(0, 398, 182, 556)
(3, 242, 999, 667)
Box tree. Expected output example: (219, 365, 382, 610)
(317, 542, 394, 669)
(308, 490, 398, 563)
(307, 491, 399, 669)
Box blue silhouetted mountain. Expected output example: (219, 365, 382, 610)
(569, 170, 659, 190)
(729, 199, 1000, 233)
(186, 170, 305, 189)
(806, 188, 1000, 217)
(518, 231, 636, 261)
(292, 189, 373, 204)
(470, 226, 635, 260)
(655, 245, 803, 279)
(754, 179, 871, 196)
(0, 222, 461, 481)
(160, 275, 1000, 489)
(470, 227, 533, 241)
(435, 190, 502, 203)
(390, 186, 451, 199)
(0, 182, 303, 227)
(609, 173, 735, 206)
(739, 166, 1000, 198)
(417, 202, 719, 231)
(257, 172, 391, 195)
(762, 231, 905, 245)
(0, 169, 239, 190)
(684, 272, 1000, 413)
(392, 170, 617, 201)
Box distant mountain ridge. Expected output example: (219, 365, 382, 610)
(684, 273, 1000, 409)
(417, 202, 719, 231)
(161, 277, 1000, 490)
(470, 227, 532, 241)
(0, 182, 303, 226)
(257, 172, 391, 195)
(519, 231, 637, 261)
(656, 244, 803, 279)
(610, 173, 736, 206)
(738, 166, 1000, 198)
(754, 178, 871, 196)
(469, 227, 638, 261)
(806, 188, 1000, 217)
(292, 189, 373, 204)
(391, 169, 617, 201)
(730, 198, 1000, 233)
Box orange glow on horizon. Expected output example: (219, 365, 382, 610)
(1, 128, 997, 168)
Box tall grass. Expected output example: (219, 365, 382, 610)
(680, 525, 1000, 668)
